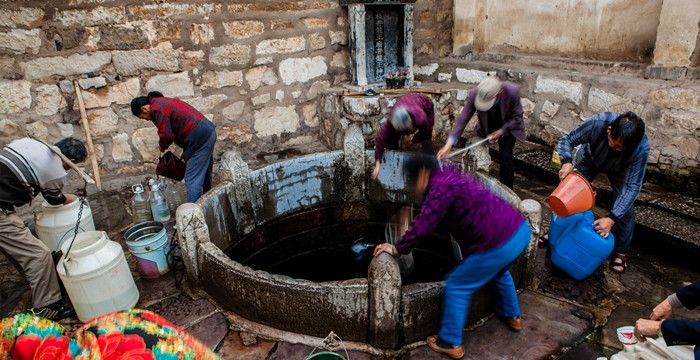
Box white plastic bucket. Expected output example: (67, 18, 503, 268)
(124, 221, 172, 278)
(57, 231, 139, 322)
(35, 196, 95, 252)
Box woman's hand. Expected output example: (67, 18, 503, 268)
(372, 161, 381, 180)
(373, 243, 396, 257)
(634, 319, 661, 342)
(437, 144, 452, 159)
(558, 163, 574, 180)
(593, 217, 614, 238)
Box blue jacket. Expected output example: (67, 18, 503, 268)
(555, 112, 649, 220)
(662, 281, 700, 347)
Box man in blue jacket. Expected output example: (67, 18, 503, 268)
(555, 112, 648, 273)
(634, 280, 700, 357)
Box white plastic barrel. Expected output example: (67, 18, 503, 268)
(36, 195, 95, 252)
(57, 231, 139, 322)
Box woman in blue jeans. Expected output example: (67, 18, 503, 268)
(374, 155, 531, 359)
(131, 91, 217, 202)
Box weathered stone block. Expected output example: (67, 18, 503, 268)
(78, 77, 107, 90)
(183, 94, 228, 114)
(279, 56, 328, 85)
(0, 119, 21, 141)
(534, 76, 583, 105)
(456, 68, 486, 84)
(127, 3, 221, 20)
(368, 253, 401, 349)
(190, 23, 215, 45)
(217, 126, 252, 144)
(113, 42, 180, 76)
(343, 96, 380, 116)
(652, 88, 700, 112)
(256, 37, 306, 56)
(0, 58, 16, 79)
(96, 25, 150, 51)
(58, 80, 74, 94)
(521, 98, 535, 117)
(254, 105, 300, 137)
(437, 72, 452, 82)
(310, 33, 327, 50)
(457, 89, 470, 101)
(210, 44, 251, 67)
(182, 50, 205, 68)
(222, 101, 245, 121)
(87, 107, 119, 138)
(303, 103, 318, 127)
(0, 7, 44, 28)
(26, 121, 48, 140)
(254, 57, 273, 65)
(34, 84, 65, 116)
(201, 70, 244, 89)
(275, 90, 284, 102)
(0, 29, 41, 54)
(78, 78, 140, 109)
(304, 18, 329, 29)
(659, 110, 699, 133)
(329, 30, 347, 45)
(414, 63, 439, 76)
(131, 127, 159, 162)
(540, 101, 560, 121)
(55, 6, 125, 27)
(251, 93, 271, 106)
(307, 80, 330, 101)
(223, 21, 265, 39)
(112, 133, 133, 162)
(245, 66, 278, 91)
(0, 80, 31, 114)
(57, 123, 73, 138)
(146, 72, 193, 98)
(652, 0, 700, 67)
(331, 50, 349, 68)
(588, 87, 623, 113)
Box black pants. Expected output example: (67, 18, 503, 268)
(498, 135, 516, 189)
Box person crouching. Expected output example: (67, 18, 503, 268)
(373, 154, 530, 359)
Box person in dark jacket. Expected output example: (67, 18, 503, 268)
(131, 92, 217, 203)
(555, 112, 648, 273)
(373, 154, 530, 359)
(634, 280, 700, 358)
(373, 94, 435, 180)
(437, 76, 525, 189)
(0, 137, 87, 320)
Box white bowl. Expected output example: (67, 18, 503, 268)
(616, 326, 638, 345)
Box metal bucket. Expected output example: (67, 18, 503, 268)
(124, 221, 172, 278)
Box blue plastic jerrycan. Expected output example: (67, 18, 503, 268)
(549, 210, 614, 280)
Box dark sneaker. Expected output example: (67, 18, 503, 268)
(29, 302, 75, 321)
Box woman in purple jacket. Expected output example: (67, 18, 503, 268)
(373, 94, 435, 180)
(374, 155, 531, 359)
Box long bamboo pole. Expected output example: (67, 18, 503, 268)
(342, 88, 446, 97)
(73, 81, 102, 190)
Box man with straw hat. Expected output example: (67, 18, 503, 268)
(437, 75, 525, 189)
(373, 94, 435, 180)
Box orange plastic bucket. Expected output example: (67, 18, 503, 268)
(547, 172, 595, 217)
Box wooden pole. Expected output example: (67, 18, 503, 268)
(342, 88, 447, 97)
(73, 81, 102, 190)
(28, 135, 96, 185)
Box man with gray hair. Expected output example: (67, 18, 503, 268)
(437, 76, 525, 189)
(0, 137, 87, 320)
(373, 94, 435, 179)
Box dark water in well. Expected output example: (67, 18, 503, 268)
(226, 203, 458, 284)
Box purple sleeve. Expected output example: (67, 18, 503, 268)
(395, 183, 452, 254)
(375, 120, 395, 161)
(449, 90, 477, 145)
(501, 86, 524, 138)
(412, 98, 434, 143)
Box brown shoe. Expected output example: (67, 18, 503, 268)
(426, 335, 464, 359)
(499, 316, 523, 331)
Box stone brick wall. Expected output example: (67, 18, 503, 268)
(0, 0, 354, 184)
(413, 0, 453, 59)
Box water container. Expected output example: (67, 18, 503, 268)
(165, 179, 185, 214)
(57, 231, 139, 322)
(131, 184, 153, 224)
(148, 179, 170, 222)
(35, 195, 96, 252)
(549, 210, 614, 280)
(124, 221, 172, 278)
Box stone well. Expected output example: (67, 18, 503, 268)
(176, 126, 541, 349)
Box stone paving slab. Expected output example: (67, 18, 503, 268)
(186, 311, 230, 350)
(217, 332, 276, 360)
(135, 274, 181, 307)
(145, 294, 216, 327)
(599, 304, 647, 350)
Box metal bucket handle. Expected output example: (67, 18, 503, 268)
(305, 331, 350, 360)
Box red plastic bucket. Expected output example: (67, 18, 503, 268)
(547, 172, 595, 217)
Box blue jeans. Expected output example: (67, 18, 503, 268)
(183, 121, 217, 203)
(574, 152, 635, 254)
(438, 221, 531, 346)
